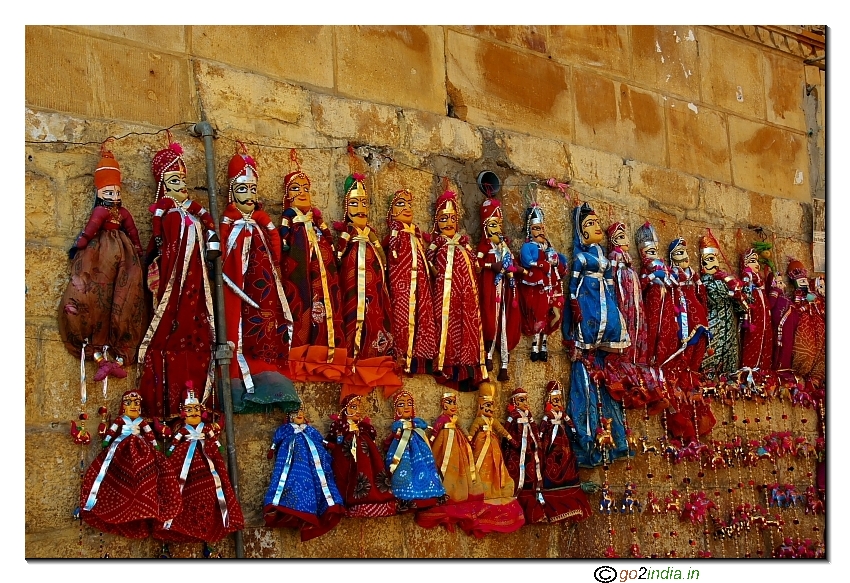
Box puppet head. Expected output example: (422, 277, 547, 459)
(287, 407, 308, 425)
(669, 237, 690, 269)
(524, 203, 546, 243)
(635, 222, 660, 262)
(151, 139, 188, 203)
(477, 381, 496, 418)
(120, 390, 143, 420)
(94, 145, 122, 208)
(545, 380, 564, 415)
(387, 188, 414, 225)
(699, 232, 723, 275)
(433, 191, 460, 237)
(227, 144, 259, 216)
(574, 202, 604, 248)
(343, 173, 369, 229)
(340, 394, 363, 423)
(509, 386, 529, 414)
(283, 170, 312, 212)
(392, 389, 416, 421)
(179, 382, 203, 427)
(480, 194, 504, 243)
(787, 259, 809, 291)
(440, 391, 459, 416)
(607, 222, 628, 252)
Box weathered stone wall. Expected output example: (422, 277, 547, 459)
(25, 25, 825, 558)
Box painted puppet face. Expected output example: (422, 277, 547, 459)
(512, 393, 529, 413)
(530, 222, 546, 243)
(232, 178, 258, 215)
(581, 213, 604, 245)
(162, 170, 189, 202)
(814, 276, 825, 297)
(548, 392, 563, 413)
(794, 276, 809, 291)
(290, 408, 307, 425)
(640, 243, 659, 261)
(122, 395, 142, 420)
(701, 252, 720, 275)
(774, 275, 787, 292)
(391, 190, 414, 224)
(287, 175, 312, 212)
(344, 397, 362, 422)
(610, 228, 628, 251)
(478, 399, 494, 418)
(347, 188, 369, 230)
(744, 251, 760, 273)
(436, 209, 458, 237)
(671, 245, 689, 269)
(441, 395, 458, 416)
(97, 185, 122, 207)
(484, 216, 503, 243)
(184, 403, 202, 427)
(395, 395, 414, 420)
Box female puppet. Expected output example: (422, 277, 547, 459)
(537, 381, 592, 523)
(326, 394, 396, 518)
(768, 270, 794, 370)
(278, 152, 348, 383)
(79, 390, 181, 538)
(263, 407, 345, 541)
(605, 222, 647, 365)
(220, 145, 299, 414)
(60, 143, 147, 380)
(476, 192, 521, 381)
(635, 222, 679, 368)
(427, 191, 488, 389)
(739, 247, 774, 371)
(667, 236, 710, 372)
(518, 204, 567, 362)
(139, 138, 219, 419)
(787, 260, 825, 383)
(384, 389, 446, 511)
(501, 387, 547, 524)
(384, 188, 438, 375)
(154, 384, 244, 544)
(334, 174, 401, 397)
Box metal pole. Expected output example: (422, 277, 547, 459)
(189, 120, 245, 558)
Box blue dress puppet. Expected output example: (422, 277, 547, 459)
(263, 407, 345, 541)
(562, 203, 632, 467)
(384, 390, 446, 512)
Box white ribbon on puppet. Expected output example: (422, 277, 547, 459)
(270, 424, 335, 508)
(83, 416, 142, 511)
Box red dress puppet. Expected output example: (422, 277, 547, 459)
(59, 145, 147, 381)
(635, 222, 680, 368)
(787, 260, 825, 384)
(153, 385, 244, 545)
(384, 188, 438, 375)
(278, 159, 348, 383)
(739, 247, 774, 371)
(325, 394, 396, 518)
(333, 174, 401, 397)
(501, 387, 547, 524)
(768, 271, 795, 371)
(606, 222, 647, 366)
(220, 147, 299, 414)
(139, 139, 219, 419)
(79, 391, 181, 538)
(427, 191, 488, 390)
(476, 193, 521, 381)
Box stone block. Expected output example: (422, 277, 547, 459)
(191, 26, 334, 90)
(629, 162, 700, 211)
(701, 180, 751, 222)
(453, 26, 549, 54)
(772, 197, 806, 237)
(67, 25, 187, 53)
(402, 109, 483, 161)
(235, 437, 278, 527)
(242, 526, 281, 558)
(467, 521, 554, 558)
(25, 430, 85, 533)
(26, 26, 195, 127)
(631, 26, 700, 101)
(25, 244, 67, 319)
(403, 514, 469, 557)
(25, 172, 58, 240)
(296, 514, 406, 558)
(548, 25, 631, 77)
(568, 144, 626, 192)
(729, 116, 809, 200)
(748, 192, 775, 230)
(336, 26, 446, 115)
(573, 69, 666, 167)
(312, 94, 402, 149)
(495, 131, 569, 180)
(446, 30, 572, 141)
(764, 51, 807, 132)
(698, 29, 766, 120)
(667, 98, 732, 184)
(26, 526, 149, 558)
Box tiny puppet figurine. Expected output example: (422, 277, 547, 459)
(427, 190, 489, 390)
(476, 191, 521, 381)
(333, 174, 401, 397)
(537, 381, 592, 523)
(501, 387, 547, 524)
(263, 406, 345, 541)
(59, 141, 147, 380)
(384, 389, 446, 511)
(634, 222, 679, 368)
(768, 270, 794, 370)
(325, 394, 396, 518)
(786, 260, 825, 383)
(384, 188, 438, 375)
(278, 150, 348, 383)
(79, 390, 181, 538)
(605, 221, 647, 365)
(667, 236, 710, 371)
(699, 231, 748, 376)
(220, 144, 299, 413)
(518, 203, 567, 362)
(153, 383, 244, 544)
(139, 136, 219, 419)
(739, 247, 774, 371)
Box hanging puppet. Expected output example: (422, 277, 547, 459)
(333, 174, 401, 397)
(699, 232, 748, 376)
(384, 389, 446, 511)
(635, 222, 679, 368)
(79, 390, 181, 538)
(667, 236, 710, 371)
(278, 150, 348, 383)
(263, 406, 345, 541)
(153, 384, 244, 545)
(786, 260, 825, 383)
(518, 203, 566, 362)
(501, 387, 547, 524)
(768, 270, 794, 370)
(427, 190, 488, 390)
(139, 137, 219, 419)
(325, 394, 396, 518)
(605, 222, 647, 365)
(60, 142, 147, 381)
(384, 188, 438, 375)
(739, 247, 774, 371)
(476, 192, 521, 381)
(220, 144, 299, 414)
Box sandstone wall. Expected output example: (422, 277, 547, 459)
(25, 25, 825, 558)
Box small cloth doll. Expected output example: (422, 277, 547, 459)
(501, 387, 547, 524)
(334, 174, 402, 397)
(740, 247, 774, 371)
(263, 407, 345, 541)
(59, 142, 147, 379)
(220, 144, 299, 414)
(326, 394, 396, 518)
(635, 222, 679, 367)
(79, 390, 181, 538)
(787, 260, 825, 383)
(606, 221, 647, 365)
(667, 236, 710, 373)
(384, 389, 446, 511)
(153, 384, 244, 545)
